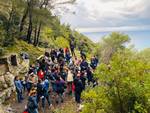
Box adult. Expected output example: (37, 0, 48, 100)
(69, 40, 76, 57)
(74, 72, 83, 104)
(50, 49, 56, 62)
(41, 78, 52, 110)
(27, 89, 38, 113)
(36, 79, 43, 103)
(37, 69, 45, 80)
(80, 57, 89, 72)
(90, 56, 99, 70)
(55, 77, 65, 104)
(67, 70, 74, 95)
(86, 67, 93, 85)
(14, 76, 24, 103)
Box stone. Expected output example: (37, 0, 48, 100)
(3, 84, 8, 89)
(4, 72, 14, 87)
(0, 105, 5, 113)
(0, 104, 16, 113)
(0, 87, 15, 104)
(0, 75, 6, 91)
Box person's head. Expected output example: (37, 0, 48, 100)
(40, 69, 43, 72)
(14, 76, 19, 81)
(42, 59, 45, 63)
(33, 64, 35, 67)
(38, 79, 42, 83)
(81, 56, 85, 60)
(30, 73, 35, 79)
(29, 89, 37, 96)
(56, 76, 61, 81)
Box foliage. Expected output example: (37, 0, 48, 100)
(82, 48, 150, 113)
(97, 32, 130, 64)
(0, 0, 25, 46)
(55, 36, 69, 48)
(137, 48, 150, 63)
(0, 0, 95, 57)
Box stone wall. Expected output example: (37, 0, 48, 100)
(0, 54, 29, 104)
(0, 104, 16, 113)
(0, 72, 15, 104)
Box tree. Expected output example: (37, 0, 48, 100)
(23, 0, 76, 44)
(0, 0, 24, 46)
(98, 32, 130, 64)
(82, 48, 150, 113)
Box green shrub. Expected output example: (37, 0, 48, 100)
(82, 49, 150, 113)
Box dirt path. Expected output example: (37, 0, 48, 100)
(6, 92, 77, 113)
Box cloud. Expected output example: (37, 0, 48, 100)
(60, 0, 150, 28)
(77, 0, 150, 20)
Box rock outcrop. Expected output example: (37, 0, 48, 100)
(0, 104, 16, 113)
(0, 53, 29, 104)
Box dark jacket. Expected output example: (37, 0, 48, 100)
(74, 77, 83, 93)
(55, 80, 65, 94)
(87, 69, 93, 81)
(27, 96, 38, 113)
(80, 60, 88, 71)
(37, 83, 43, 96)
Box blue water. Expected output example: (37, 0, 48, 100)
(83, 30, 150, 50)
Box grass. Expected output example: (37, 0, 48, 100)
(3, 40, 45, 64)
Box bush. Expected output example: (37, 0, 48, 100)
(82, 49, 150, 113)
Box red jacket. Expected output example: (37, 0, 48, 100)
(37, 71, 44, 79)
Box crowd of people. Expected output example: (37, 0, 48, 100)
(14, 47, 99, 113)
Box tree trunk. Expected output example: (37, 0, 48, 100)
(26, 15, 32, 43)
(33, 25, 37, 46)
(35, 22, 42, 46)
(20, 8, 28, 33)
(26, 0, 33, 44)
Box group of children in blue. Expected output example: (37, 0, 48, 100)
(14, 47, 99, 113)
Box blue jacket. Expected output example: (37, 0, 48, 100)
(14, 80, 23, 92)
(43, 79, 49, 91)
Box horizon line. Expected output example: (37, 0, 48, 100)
(75, 25, 150, 33)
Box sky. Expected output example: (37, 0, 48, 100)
(54, 0, 150, 50)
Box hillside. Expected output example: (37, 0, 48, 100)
(0, 0, 96, 61)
